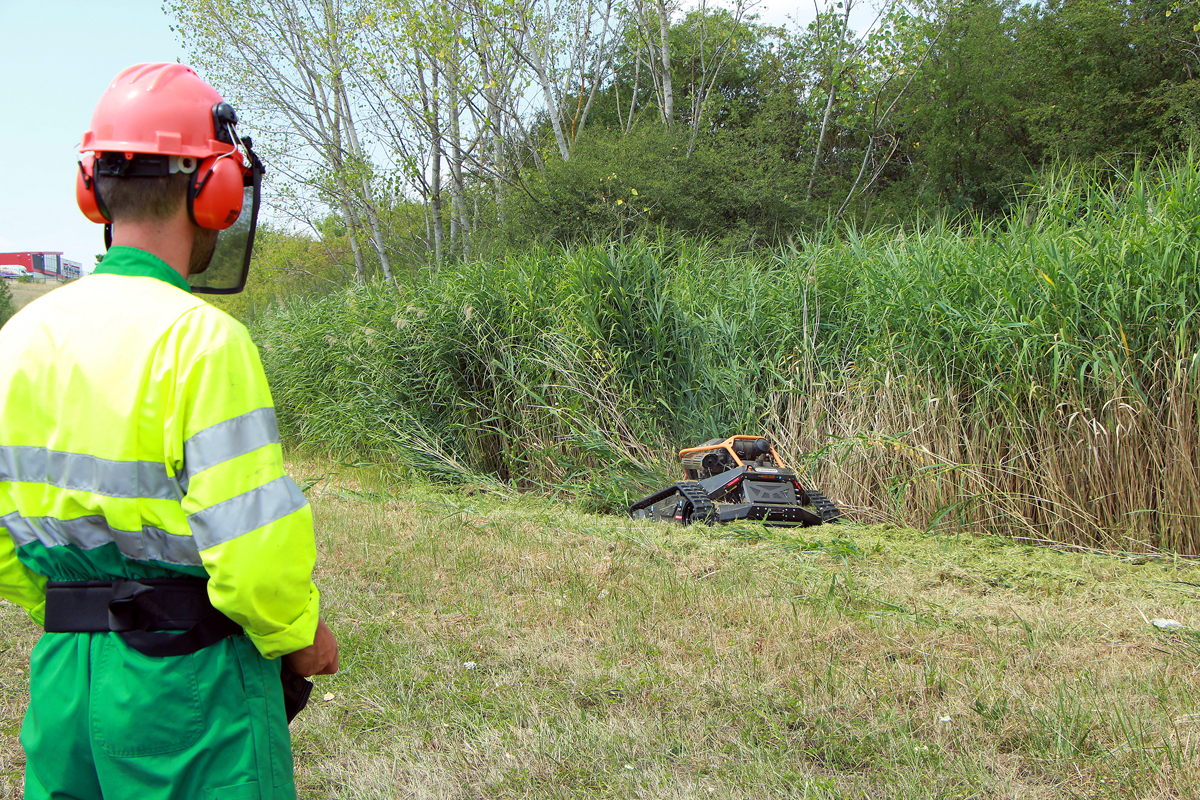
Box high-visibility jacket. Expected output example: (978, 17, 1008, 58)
(0, 246, 318, 659)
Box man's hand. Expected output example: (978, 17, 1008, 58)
(283, 617, 339, 677)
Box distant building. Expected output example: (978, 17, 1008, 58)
(0, 252, 82, 281)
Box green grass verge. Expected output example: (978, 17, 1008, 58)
(2, 463, 1199, 797)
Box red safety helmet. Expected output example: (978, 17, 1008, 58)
(77, 63, 265, 294)
(77, 62, 249, 230)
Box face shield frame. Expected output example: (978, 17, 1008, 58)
(187, 140, 264, 295)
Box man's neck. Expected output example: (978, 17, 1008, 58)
(108, 215, 195, 283)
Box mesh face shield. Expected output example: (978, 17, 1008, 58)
(188, 159, 262, 295)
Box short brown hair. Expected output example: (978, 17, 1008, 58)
(96, 174, 190, 222)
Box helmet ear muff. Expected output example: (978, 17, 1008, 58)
(76, 154, 111, 223)
(189, 155, 245, 230)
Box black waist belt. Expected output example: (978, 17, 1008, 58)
(43, 577, 314, 722)
(44, 578, 243, 658)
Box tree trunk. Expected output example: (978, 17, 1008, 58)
(528, 47, 572, 160)
(488, 80, 505, 225)
(656, 0, 674, 125)
(575, 0, 614, 136)
(415, 51, 445, 270)
(448, 43, 469, 259)
(336, 82, 396, 285)
(338, 194, 367, 283)
(806, 0, 853, 202)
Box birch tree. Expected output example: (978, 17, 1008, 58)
(626, 0, 678, 125)
(833, 3, 945, 218)
(675, 2, 755, 154)
(497, 0, 619, 160)
(804, 0, 855, 201)
(466, 0, 525, 219)
(167, 0, 395, 284)
(358, 0, 463, 267)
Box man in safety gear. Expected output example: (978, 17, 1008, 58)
(0, 63, 338, 799)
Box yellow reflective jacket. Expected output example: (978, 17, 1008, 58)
(0, 247, 318, 658)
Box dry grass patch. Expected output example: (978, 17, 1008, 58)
(288, 465, 1200, 799)
(7, 282, 64, 311)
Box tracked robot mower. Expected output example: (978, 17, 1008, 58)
(629, 436, 840, 527)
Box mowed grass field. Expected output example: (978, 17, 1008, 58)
(3, 462, 1200, 798)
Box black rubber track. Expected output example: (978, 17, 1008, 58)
(676, 481, 717, 525)
(800, 487, 841, 523)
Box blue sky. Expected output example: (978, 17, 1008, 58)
(0, 0, 869, 273)
(0, 1, 186, 270)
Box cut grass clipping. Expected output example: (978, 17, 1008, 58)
(6, 462, 1199, 798)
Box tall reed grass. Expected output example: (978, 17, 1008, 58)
(255, 156, 1200, 552)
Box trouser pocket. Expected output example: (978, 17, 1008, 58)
(91, 633, 204, 757)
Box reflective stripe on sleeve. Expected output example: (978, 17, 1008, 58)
(2, 512, 203, 567)
(187, 476, 309, 551)
(181, 407, 281, 482)
(0, 446, 183, 501)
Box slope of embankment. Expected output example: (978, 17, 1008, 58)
(252, 159, 1200, 554)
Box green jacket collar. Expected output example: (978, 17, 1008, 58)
(93, 247, 193, 294)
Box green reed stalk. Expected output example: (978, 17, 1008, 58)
(255, 155, 1200, 551)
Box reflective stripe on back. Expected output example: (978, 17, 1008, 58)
(0, 446, 183, 501)
(2, 512, 203, 567)
(181, 407, 280, 484)
(187, 476, 309, 551)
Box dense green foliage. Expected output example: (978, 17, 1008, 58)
(492, 0, 1200, 250)
(254, 157, 1200, 550)
(176, 0, 1200, 548)
(898, 0, 1200, 213)
(172, 0, 1200, 282)
(580, 0, 1192, 231)
(214, 224, 358, 324)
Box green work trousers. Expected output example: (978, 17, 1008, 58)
(21, 630, 295, 800)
